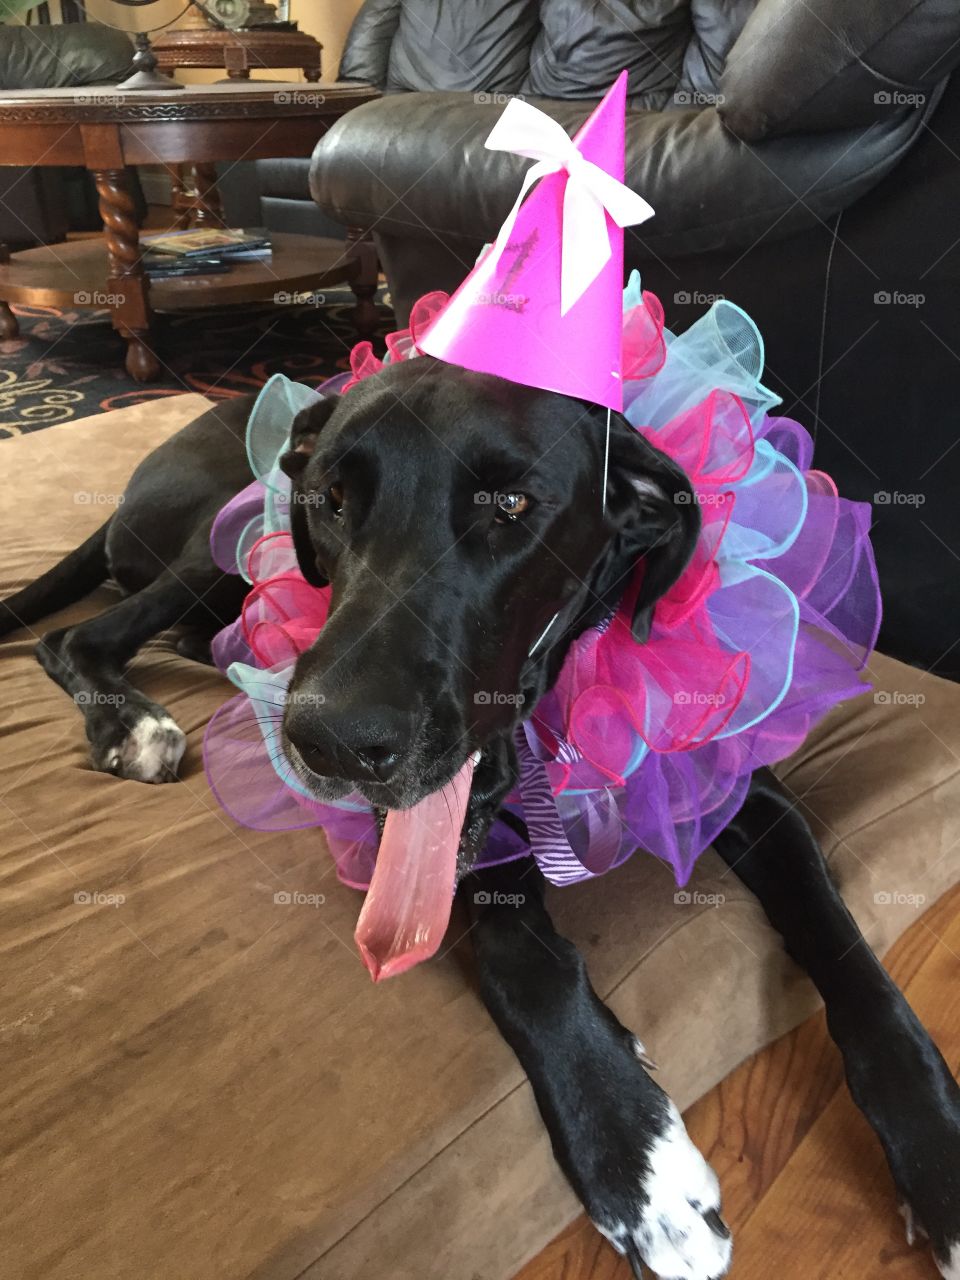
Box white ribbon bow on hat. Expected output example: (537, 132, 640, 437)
(484, 97, 655, 316)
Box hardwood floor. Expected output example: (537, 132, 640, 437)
(514, 883, 960, 1280)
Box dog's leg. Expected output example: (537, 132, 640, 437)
(0, 520, 110, 639)
(36, 559, 242, 783)
(465, 859, 732, 1280)
(714, 767, 960, 1277)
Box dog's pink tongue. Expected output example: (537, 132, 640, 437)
(354, 756, 476, 982)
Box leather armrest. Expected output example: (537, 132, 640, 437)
(310, 91, 929, 261)
(720, 0, 960, 141)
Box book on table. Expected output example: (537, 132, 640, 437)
(142, 228, 273, 263)
(142, 254, 233, 279)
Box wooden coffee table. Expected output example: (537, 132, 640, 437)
(0, 81, 379, 382)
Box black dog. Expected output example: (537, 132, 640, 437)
(2, 362, 958, 1280)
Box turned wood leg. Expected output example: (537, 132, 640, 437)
(0, 299, 18, 340)
(0, 301, 18, 340)
(0, 244, 18, 339)
(305, 64, 322, 83)
(192, 162, 224, 227)
(165, 163, 192, 230)
(122, 332, 161, 381)
(346, 227, 380, 341)
(94, 167, 160, 383)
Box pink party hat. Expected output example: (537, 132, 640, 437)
(418, 71, 653, 412)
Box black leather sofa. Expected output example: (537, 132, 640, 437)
(297, 0, 960, 678)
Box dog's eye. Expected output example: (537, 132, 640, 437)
(328, 483, 344, 519)
(494, 492, 531, 523)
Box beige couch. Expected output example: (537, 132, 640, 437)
(2, 396, 958, 1280)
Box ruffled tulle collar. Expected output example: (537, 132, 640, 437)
(203, 275, 880, 890)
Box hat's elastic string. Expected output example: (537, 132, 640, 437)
(602, 406, 611, 515)
(528, 610, 559, 657)
(530, 408, 612, 659)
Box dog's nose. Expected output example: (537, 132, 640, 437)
(355, 741, 403, 781)
(286, 703, 411, 784)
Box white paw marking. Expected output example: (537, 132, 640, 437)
(937, 1240, 960, 1280)
(106, 714, 186, 783)
(598, 1103, 732, 1280)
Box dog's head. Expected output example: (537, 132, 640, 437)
(280, 357, 699, 857)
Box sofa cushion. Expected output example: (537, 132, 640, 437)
(522, 0, 688, 107)
(340, 0, 403, 87)
(0, 23, 133, 91)
(720, 0, 960, 141)
(678, 0, 755, 105)
(385, 0, 540, 94)
(1, 396, 958, 1280)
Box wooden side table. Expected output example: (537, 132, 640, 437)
(0, 82, 379, 382)
(153, 28, 324, 231)
(152, 27, 323, 83)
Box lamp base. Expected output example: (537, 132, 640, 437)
(117, 33, 185, 92)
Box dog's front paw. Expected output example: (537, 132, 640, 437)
(936, 1240, 960, 1280)
(594, 1100, 732, 1280)
(903, 1205, 960, 1280)
(93, 708, 187, 783)
(859, 1041, 960, 1280)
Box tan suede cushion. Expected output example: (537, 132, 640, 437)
(2, 398, 958, 1280)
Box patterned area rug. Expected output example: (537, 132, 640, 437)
(0, 288, 392, 439)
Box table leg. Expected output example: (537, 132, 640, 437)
(346, 227, 380, 340)
(0, 244, 19, 339)
(165, 164, 193, 230)
(0, 301, 18, 340)
(94, 167, 160, 383)
(305, 63, 322, 83)
(192, 163, 225, 228)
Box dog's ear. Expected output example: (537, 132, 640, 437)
(279, 396, 339, 588)
(605, 416, 701, 643)
(279, 396, 339, 480)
